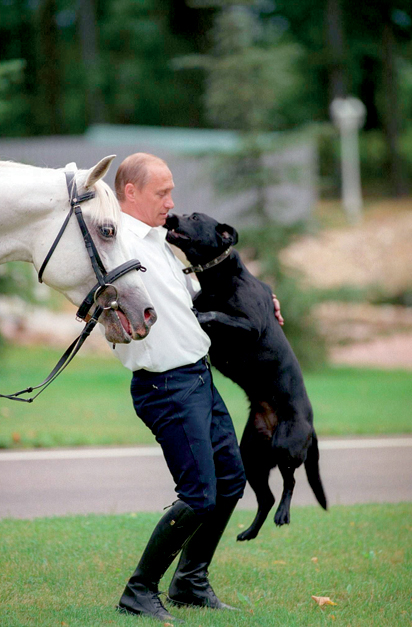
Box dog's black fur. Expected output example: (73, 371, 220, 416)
(165, 212, 327, 541)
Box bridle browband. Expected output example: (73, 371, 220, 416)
(182, 246, 233, 275)
(1, 169, 146, 403)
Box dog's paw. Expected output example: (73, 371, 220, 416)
(197, 311, 217, 325)
(237, 528, 258, 542)
(274, 508, 290, 527)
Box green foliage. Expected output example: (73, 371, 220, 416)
(0, 504, 411, 626)
(174, 6, 307, 132)
(205, 9, 305, 131)
(0, 261, 36, 355)
(0, 58, 27, 136)
(99, 0, 203, 127)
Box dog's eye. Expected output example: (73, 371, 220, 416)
(191, 214, 199, 221)
(98, 223, 116, 239)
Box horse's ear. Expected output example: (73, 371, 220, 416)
(84, 155, 116, 189)
(216, 223, 238, 246)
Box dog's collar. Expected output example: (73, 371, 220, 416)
(183, 246, 233, 275)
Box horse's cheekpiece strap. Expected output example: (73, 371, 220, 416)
(183, 246, 232, 274)
(38, 171, 96, 283)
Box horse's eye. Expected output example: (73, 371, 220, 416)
(99, 224, 116, 239)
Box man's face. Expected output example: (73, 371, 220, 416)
(130, 163, 175, 227)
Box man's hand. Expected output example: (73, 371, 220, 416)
(272, 294, 284, 326)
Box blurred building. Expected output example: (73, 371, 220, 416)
(0, 125, 317, 225)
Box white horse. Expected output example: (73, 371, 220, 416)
(0, 156, 156, 344)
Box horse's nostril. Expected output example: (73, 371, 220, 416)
(144, 307, 157, 325)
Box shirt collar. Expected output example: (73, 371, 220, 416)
(122, 213, 168, 241)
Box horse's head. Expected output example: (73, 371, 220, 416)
(35, 156, 157, 343)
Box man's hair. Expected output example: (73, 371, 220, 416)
(114, 153, 168, 202)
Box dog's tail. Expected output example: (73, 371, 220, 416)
(304, 432, 328, 510)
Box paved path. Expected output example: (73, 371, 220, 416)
(0, 437, 411, 519)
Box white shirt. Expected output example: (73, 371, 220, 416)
(110, 213, 211, 372)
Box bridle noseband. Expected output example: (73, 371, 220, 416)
(1, 169, 147, 403)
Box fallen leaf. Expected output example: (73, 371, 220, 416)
(273, 560, 287, 565)
(238, 523, 245, 528)
(12, 432, 21, 443)
(311, 557, 318, 563)
(312, 596, 337, 607)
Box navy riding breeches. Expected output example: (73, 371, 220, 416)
(130, 357, 246, 516)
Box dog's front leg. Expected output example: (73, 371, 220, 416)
(197, 310, 257, 334)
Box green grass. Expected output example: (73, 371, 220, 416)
(0, 346, 411, 448)
(0, 503, 410, 626)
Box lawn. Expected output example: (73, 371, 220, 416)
(0, 503, 410, 627)
(0, 346, 411, 448)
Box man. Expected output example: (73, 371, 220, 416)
(112, 153, 247, 622)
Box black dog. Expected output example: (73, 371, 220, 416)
(165, 212, 327, 541)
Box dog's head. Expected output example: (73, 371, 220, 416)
(165, 212, 238, 265)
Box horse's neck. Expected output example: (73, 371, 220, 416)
(0, 165, 65, 264)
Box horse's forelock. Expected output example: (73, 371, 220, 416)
(86, 179, 121, 225)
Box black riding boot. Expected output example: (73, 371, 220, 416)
(168, 496, 239, 610)
(117, 500, 200, 622)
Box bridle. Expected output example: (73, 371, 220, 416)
(1, 169, 146, 403)
(39, 171, 145, 320)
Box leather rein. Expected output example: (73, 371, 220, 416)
(1, 170, 146, 403)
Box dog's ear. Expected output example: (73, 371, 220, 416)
(216, 223, 238, 246)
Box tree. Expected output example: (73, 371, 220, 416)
(266, 0, 411, 195)
(0, 59, 27, 136)
(174, 5, 306, 220)
(174, 3, 326, 366)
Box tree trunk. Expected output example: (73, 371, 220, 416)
(381, 20, 408, 196)
(37, 0, 63, 134)
(325, 0, 348, 101)
(77, 0, 106, 124)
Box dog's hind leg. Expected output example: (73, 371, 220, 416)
(236, 460, 275, 542)
(237, 408, 277, 542)
(274, 463, 296, 526)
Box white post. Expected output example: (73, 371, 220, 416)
(330, 97, 366, 223)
